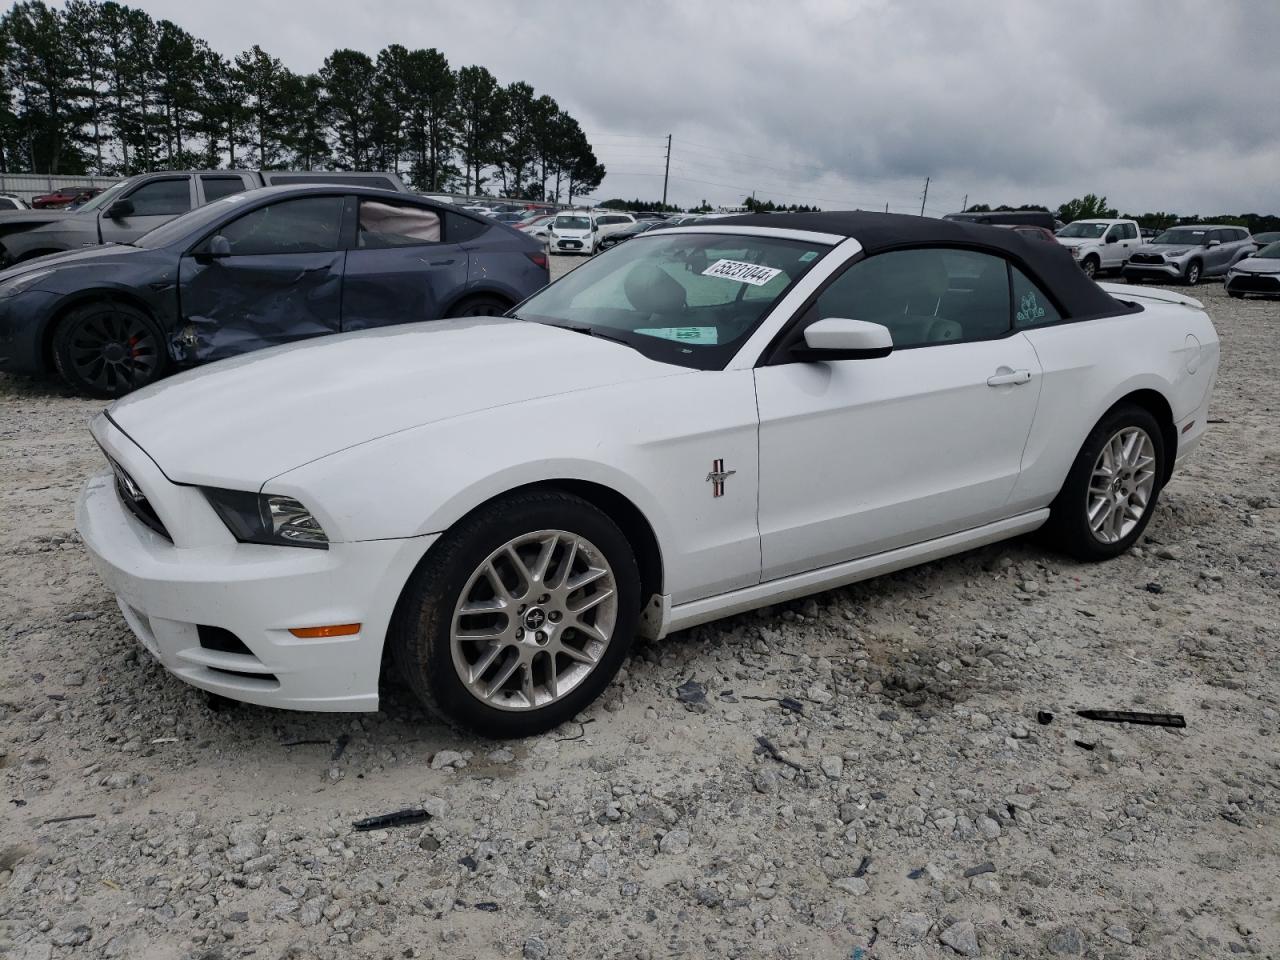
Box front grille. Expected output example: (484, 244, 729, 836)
(1129, 253, 1163, 264)
(108, 456, 171, 541)
(1229, 274, 1280, 293)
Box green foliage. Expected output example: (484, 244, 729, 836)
(0, 0, 603, 196)
(1057, 194, 1118, 222)
(744, 197, 820, 213)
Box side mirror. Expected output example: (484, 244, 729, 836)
(106, 198, 134, 220)
(793, 317, 894, 362)
(206, 235, 231, 258)
(1206, 239, 1221, 248)
(1105, 234, 1118, 244)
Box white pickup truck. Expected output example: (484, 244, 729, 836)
(1055, 218, 1142, 279)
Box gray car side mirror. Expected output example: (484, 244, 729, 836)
(106, 198, 134, 220)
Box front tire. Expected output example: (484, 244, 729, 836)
(1184, 260, 1202, 285)
(390, 490, 641, 738)
(445, 294, 512, 318)
(1081, 256, 1099, 280)
(51, 300, 167, 398)
(1045, 403, 1166, 561)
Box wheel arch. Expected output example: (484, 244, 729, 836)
(405, 478, 664, 605)
(382, 478, 666, 686)
(42, 290, 167, 373)
(441, 287, 516, 317)
(1105, 388, 1178, 484)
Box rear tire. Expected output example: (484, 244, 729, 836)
(51, 300, 168, 398)
(389, 490, 641, 738)
(445, 294, 512, 318)
(1045, 403, 1166, 561)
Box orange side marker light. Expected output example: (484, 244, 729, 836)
(289, 623, 361, 638)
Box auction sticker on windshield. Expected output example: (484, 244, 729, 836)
(702, 259, 783, 286)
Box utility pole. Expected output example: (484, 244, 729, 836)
(919, 176, 930, 217)
(661, 134, 672, 209)
(962, 193, 968, 212)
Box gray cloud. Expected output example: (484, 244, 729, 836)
(80, 0, 1280, 214)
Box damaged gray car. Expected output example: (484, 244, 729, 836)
(0, 185, 549, 397)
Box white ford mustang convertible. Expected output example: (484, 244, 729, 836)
(76, 212, 1219, 736)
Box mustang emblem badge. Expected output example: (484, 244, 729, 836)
(706, 459, 736, 497)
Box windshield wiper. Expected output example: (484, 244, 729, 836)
(516, 317, 632, 346)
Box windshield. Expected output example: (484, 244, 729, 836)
(1255, 241, 1280, 259)
(132, 192, 253, 249)
(75, 177, 136, 214)
(1153, 228, 1208, 246)
(1057, 222, 1108, 239)
(555, 216, 591, 230)
(515, 232, 828, 370)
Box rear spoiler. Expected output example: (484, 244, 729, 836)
(1098, 282, 1204, 310)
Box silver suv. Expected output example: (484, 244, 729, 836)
(1122, 224, 1257, 286)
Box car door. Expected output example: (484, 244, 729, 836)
(176, 194, 346, 362)
(754, 247, 1043, 581)
(98, 176, 194, 244)
(340, 196, 471, 332)
(1101, 224, 1125, 269)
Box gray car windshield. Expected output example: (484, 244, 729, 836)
(556, 216, 591, 230)
(1255, 241, 1280, 259)
(74, 178, 135, 214)
(1153, 229, 1208, 245)
(515, 231, 827, 370)
(1057, 222, 1108, 239)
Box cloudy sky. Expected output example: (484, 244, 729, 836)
(69, 0, 1280, 215)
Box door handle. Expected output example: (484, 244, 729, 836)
(428, 258, 457, 266)
(987, 369, 1032, 387)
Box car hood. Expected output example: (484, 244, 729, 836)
(1055, 237, 1100, 248)
(0, 242, 150, 281)
(0, 209, 76, 229)
(1234, 257, 1280, 274)
(108, 318, 689, 488)
(1135, 243, 1196, 255)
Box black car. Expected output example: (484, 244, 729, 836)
(598, 220, 659, 250)
(0, 185, 549, 397)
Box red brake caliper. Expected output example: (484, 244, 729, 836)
(128, 335, 140, 359)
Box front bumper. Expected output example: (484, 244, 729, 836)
(0, 289, 60, 375)
(75, 417, 436, 712)
(1123, 260, 1184, 280)
(1225, 272, 1280, 297)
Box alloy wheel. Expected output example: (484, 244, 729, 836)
(1086, 427, 1157, 544)
(1186, 263, 1201, 285)
(66, 309, 160, 394)
(1082, 259, 1098, 279)
(450, 530, 618, 711)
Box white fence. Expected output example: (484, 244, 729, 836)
(0, 173, 123, 203)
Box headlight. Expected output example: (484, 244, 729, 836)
(0, 269, 54, 298)
(1164, 249, 1188, 258)
(201, 487, 328, 549)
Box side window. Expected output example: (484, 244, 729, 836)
(201, 176, 246, 202)
(1011, 266, 1063, 329)
(126, 178, 191, 216)
(1123, 223, 1138, 240)
(216, 196, 344, 256)
(814, 248, 1012, 348)
(357, 199, 441, 248)
(445, 210, 486, 243)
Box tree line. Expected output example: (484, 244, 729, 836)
(967, 195, 1280, 234)
(0, 0, 606, 201)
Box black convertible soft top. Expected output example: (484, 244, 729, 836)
(713, 211, 1138, 321)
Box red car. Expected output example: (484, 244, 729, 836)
(31, 186, 103, 209)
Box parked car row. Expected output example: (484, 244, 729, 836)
(0, 180, 548, 397)
(0, 169, 408, 267)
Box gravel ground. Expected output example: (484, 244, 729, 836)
(1, 281, 1277, 960)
